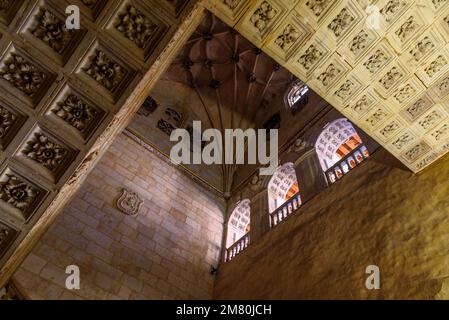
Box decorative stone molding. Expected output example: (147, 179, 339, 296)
(395, 16, 418, 43)
(0, 0, 200, 286)
(250, 1, 277, 34)
(380, 0, 408, 23)
(379, 121, 401, 139)
(163, 0, 189, 16)
(437, 76, 449, 97)
(413, 152, 437, 171)
(432, 0, 449, 10)
(410, 37, 435, 62)
(116, 188, 143, 216)
(334, 80, 354, 101)
(391, 131, 413, 151)
(2, 0, 449, 292)
(298, 45, 322, 70)
(418, 110, 443, 130)
(393, 84, 416, 104)
(157, 119, 176, 136)
(223, 0, 240, 10)
(365, 109, 389, 127)
(274, 23, 300, 51)
(350, 95, 370, 114)
(379, 67, 403, 90)
(327, 8, 354, 38)
(249, 173, 262, 192)
(306, 0, 332, 17)
(287, 137, 314, 154)
(425, 55, 447, 78)
(363, 50, 388, 74)
(402, 96, 434, 122)
(403, 142, 431, 162)
(349, 30, 369, 55)
(317, 63, 341, 87)
(79, 0, 107, 20)
(432, 124, 449, 141)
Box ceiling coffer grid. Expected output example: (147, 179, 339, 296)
(0, 0, 182, 266)
(209, 0, 449, 173)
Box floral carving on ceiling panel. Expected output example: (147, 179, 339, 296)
(22, 133, 69, 173)
(53, 94, 102, 136)
(83, 50, 127, 92)
(115, 5, 158, 49)
(0, 53, 47, 98)
(0, 171, 45, 220)
(31, 9, 75, 55)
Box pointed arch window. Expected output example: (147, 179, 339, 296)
(315, 118, 370, 184)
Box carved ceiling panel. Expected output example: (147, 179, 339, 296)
(207, 0, 449, 173)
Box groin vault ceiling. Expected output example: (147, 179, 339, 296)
(206, 0, 449, 173)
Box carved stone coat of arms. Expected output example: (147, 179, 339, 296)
(116, 188, 143, 216)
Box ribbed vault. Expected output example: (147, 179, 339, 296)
(164, 12, 297, 192)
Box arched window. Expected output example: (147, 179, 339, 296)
(225, 199, 251, 261)
(285, 80, 309, 113)
(267, 163, 302, 227)
(315, 118, 370, 184)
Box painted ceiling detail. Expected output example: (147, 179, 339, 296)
(210, 0, 449, 172)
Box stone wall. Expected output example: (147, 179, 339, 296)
(214, 151, 449, 300)
(12, 133, 224, 300)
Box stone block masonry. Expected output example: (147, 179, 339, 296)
(12, 132, 225, 300)
(214, 151, 449, 299)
